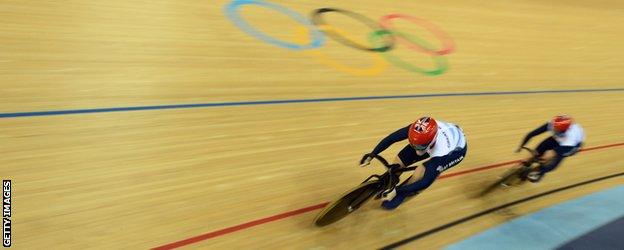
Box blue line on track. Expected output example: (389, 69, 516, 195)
(1, 88, 623, 118)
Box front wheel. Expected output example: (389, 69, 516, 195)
(314, 180, 380, 227)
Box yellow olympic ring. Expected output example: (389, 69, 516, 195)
(294, 26, 388, 77)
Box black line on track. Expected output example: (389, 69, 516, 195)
(380, 171, 624, 249)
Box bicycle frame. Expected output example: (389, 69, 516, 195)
(314, 153, 420, 226)
(361, 154, 417, 199)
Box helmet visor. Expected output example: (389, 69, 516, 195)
(410, 143, 429, 151)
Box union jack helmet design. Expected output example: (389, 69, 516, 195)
(551, 115, 573, 135)
(408, 116, 438, 150)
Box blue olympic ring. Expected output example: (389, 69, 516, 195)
(224, 0, 325, 50)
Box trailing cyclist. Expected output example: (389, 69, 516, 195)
(516, 115, 585, 183)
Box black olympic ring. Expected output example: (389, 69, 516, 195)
(311, 8, 396, 53)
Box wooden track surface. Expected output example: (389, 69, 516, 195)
(1, 0, 623, 249)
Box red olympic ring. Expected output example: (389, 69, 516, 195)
(380, 14, 455, 56)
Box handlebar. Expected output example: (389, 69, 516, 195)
(364, 153, 417, 172)
(361, 153, 420, 199)
(364, 153, 391, 168)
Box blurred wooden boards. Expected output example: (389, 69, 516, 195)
(1, 0, 624, 111)
(1, 0, 623, 248)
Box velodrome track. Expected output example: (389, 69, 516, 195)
(1, 0, 623, 248)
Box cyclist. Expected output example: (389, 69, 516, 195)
(360, 116, 467, 210)
(516, 115, 585, 183)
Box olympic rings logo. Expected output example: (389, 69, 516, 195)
(223, 0, 456, 77)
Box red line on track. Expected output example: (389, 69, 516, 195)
(152, 203, 329, 250)
(438, 159, 521, 179)
(152, 142, 624, 249)
(579, 142, 624, 152)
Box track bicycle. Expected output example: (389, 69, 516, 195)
(479, 146, 543, 196)
(314, 153, 415, 227)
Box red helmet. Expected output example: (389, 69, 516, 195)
(551, 115, 573, 135)
(408, 117, 438, 150)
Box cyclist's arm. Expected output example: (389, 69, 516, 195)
(519, 123, 549, 148)
(371, 125, 410, 155)
(396, 157, 441, 194)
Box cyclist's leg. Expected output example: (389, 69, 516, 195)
(395, 144, 426, 166)
(527, 139, 578, 183)
(520, 137, 558, 179)
(394, 144, 428, 181)
(535, 137, 558, 163)
(532, 142, 581, 182)
(380, 145, 427, 210)
(382, 165, 437, 210)
(383, 146, 467, 210)
(527, 155, 563, 183)
(401, 145, 467, 189)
